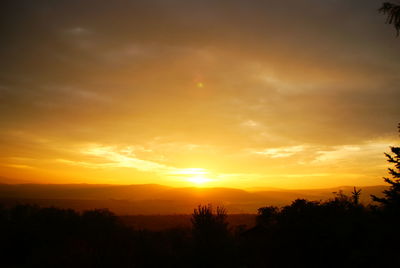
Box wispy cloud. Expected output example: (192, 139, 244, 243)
(253, 145, 306, 158)
(313, 142, 390, 164)
(79, 146, 171, 172)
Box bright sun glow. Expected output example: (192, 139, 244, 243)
(187, 174, 212, 185)
(173, 168, 212, 186)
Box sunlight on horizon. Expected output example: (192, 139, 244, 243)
(187, 174, 212, 186)
(173, 168, 213, 186)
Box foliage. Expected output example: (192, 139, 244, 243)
(191, 204, 228, 236)
(371, 123, 400, 209)
(256, 205, 279, 226)
(190, 204, 232, 267)
(1, 194, 400, 268)
(252, 194, 383, 267)
(352, 187, 362, 205)
(380, 2, 400, 35)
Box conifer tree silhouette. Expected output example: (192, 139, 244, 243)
(372, 124, 400, 209)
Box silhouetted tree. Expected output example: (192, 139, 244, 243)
(380, 2, 400, 35)
(371, 124, 400, 209)
(256, 206, 279, 227)
(352, 187, 362, 206)
(190, 204, 232, 267)
(191, 204, 228, 239)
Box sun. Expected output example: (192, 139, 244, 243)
(187, 174, 212, 185)
(174, 168, 212, 186)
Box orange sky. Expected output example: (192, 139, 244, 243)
(0, 0, 399, 189)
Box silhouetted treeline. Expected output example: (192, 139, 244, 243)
(1, 194, 400, 268)
(243, 193, 390, 267)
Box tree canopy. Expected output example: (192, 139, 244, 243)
(371, 124, 400, 209)
(380, 2, 400, 35)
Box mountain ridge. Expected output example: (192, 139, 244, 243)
(0, 183, 388, 214)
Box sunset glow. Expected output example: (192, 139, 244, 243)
(0, 0, 399, 189)
(187, 174, 212, 186)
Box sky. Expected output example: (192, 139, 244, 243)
(0, 0, 399, 189)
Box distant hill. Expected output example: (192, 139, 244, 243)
(0, 183, 388, 215)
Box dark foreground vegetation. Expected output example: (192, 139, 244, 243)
(0, 193, 398, 268)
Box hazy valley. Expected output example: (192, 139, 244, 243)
(0, 182, 387, 215)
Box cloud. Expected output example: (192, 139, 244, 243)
(84, 147, 165, 170)
(253, 146, 306, 158)
(0, 0, 398, 187)
(312, 142, 390, 164)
